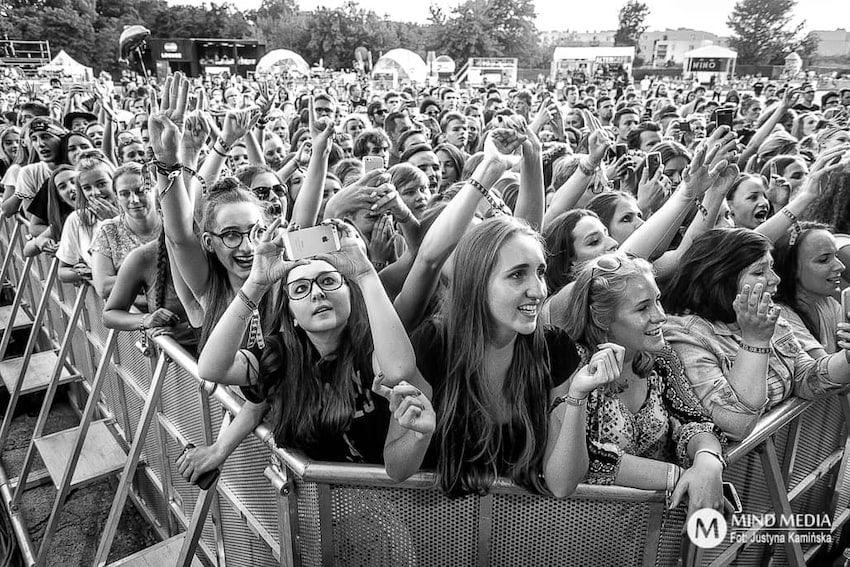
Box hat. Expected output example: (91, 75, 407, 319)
(28, 117, 66, 138)
(63, 111, 97, 131)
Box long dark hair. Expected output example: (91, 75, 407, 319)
(433, 216, 551, 497)
(662, 228, 772, 323)
(543, 209, 599, 293)
(258, 269, 372, 449)
(773, 222, 833, 340)
(45, 165, 75, 237)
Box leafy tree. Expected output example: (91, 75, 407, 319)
(727, 0, 810, 65)
(614, 0, 649, 54)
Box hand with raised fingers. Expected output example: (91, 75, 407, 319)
(247, 218, 307, 289)
(159, 72, 190, 129)
(372, 377, 435, 437)
(367, 213, 399, 265)
(734, 283, 779, 346)
(765, 161, 791, 207)
(637, 161, 667, 213)
(588, 129, 613, 167)
(221, 108, 259, 147)
(800, 143, 850, 199)
(708, 163, 740, 196)
(181, 110, 210, 157)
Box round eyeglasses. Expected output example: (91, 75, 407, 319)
(286, 271, 344, 300)
(209, 227, 266, 249)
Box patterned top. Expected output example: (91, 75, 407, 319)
(579, 344, 726, 485)
(91, 215, 158, 272)
(664, 314, 843, 435)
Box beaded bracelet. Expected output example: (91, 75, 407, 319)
(780, 207, 802, 245)
(740, 343, 771, 354)
(467, 178, 509, 217)
(578, 158, 598, 176)
(694, 198, 710, 219)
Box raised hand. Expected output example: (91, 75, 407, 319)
(221, 108, 259, 147)
(681, 126, 737, 199)
(367, 213, 399, 265)
(569, 342, 625, 398)
(800, 143, 850, 199)
(483, 128, 527, 170)
(247, 218, 307, 288)
(588, 129, 613, 166)
(308, 96, 335, 150)
(315, 219, 373, 281)
(159, 72, 190, 128)
(765, 161, 791, 207)
(372, 377, 435, 437)
(734, 283, 779, 346)
(181, 110, 210, 157)
(637, 160, 667, 213)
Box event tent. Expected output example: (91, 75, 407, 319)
(255, 49, 310, 76)
(372, 49, 427, 84)
(683, 45, 737, 84)
(38, 50, 92, 81)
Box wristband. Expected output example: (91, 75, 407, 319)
(467, 177, 489, 198)
(578, 158, 598, 176)
(780, 207, 802, 245)
(694, 198, 709, 219)
(740, 343, 771, 354)
(694, 448, 727, 470)
(237, 290, 265, 349)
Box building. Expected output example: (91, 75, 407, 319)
(142, 38, 265, 79)
(639, 29, 726, 67)
(811, 29, 850, 58)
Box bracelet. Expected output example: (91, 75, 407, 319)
(153, 160, 181, 176)
(467, 177, 489, 198)
(139, 314, 148, 331)
(740, 343, 771, 354)
(578, 158, 598, 176)
(694, 448, 728, 469)
(159, 169, 182, 198)
(694, 198, 709, 219)
(237, 289, 259, 311)
(780, 207, 802, 245)
(215, 139, 232, 154)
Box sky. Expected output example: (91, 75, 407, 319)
(169, 0, 849, 37)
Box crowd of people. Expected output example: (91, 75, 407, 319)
(1, 67, 850, 522)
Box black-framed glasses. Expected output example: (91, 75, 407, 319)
(285, 270, 344, 300)
(251, 184, 286, 201)
(209, 227, 265, 249)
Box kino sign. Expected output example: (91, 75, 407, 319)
(690, 58, 726, 71)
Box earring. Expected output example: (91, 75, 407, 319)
(293, 319, 299, 328)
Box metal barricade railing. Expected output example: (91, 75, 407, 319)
(0, 212, 849, 566)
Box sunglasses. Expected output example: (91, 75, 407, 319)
(590, 254, 622, 278)
(251, 184, 286, 201)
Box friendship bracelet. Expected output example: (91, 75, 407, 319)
(468, 177, 509, 216)
(740, 343, 771, 354)
(153, 160, 182, 177)
(215, 139, 232, 154)
(467, 177, 489, 198)
(237, 289, 259, 312)
(694, 198, 709, 219)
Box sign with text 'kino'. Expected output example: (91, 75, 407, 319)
(690, 58, 729, 71)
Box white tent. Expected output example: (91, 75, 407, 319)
(683, 45, 737, 85)
(255, 49, 310, 76)
(372, 49, 427, 85)
(38, 50, 92, 81)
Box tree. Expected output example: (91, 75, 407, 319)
(727, 0, 809, 65)
(435, 0, 538, 64)
(614, 0, 649, 54)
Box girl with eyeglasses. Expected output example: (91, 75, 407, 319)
(192, 219, 432, 473)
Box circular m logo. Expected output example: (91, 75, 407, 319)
(687, 508, 727, 548)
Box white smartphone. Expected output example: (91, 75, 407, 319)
(283, 225, 341, 260)
(841, 288, 850, 323)
(363, 155, 384, 172)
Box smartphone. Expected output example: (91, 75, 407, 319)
(646, 152, 662, 178)
(363, 155, 384, 173)
(723, 481, 742, 514)
(841, 288, 850, 322)
(715, 108, 734, 128)
(678, 121, 691, 133)
(615, 143, 628, 160)
(283, 224, 341, 260)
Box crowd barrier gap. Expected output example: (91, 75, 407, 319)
(0, 214, 847, 566)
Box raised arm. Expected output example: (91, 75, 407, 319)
(737, 88, 797, 169)
(515, 127, 545, 230)
(291, 97, 334, 228)
(393, 129, 524, 330)
(542, 130, 611, 227)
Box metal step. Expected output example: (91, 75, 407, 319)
(107, 534, 203, 567)
(33, 419, 127, 489)
(0, 304, 32, 333)
(0, 351, 77, 394)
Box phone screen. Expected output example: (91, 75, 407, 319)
(646, 152, 662, 178)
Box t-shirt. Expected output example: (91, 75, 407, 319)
(56, 210, 98, 267)
(242, 338, 390, 464)
(411, 320, 581, 471)
(14, 162, 50, 201)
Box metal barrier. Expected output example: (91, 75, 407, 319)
(0, 213, 848, 566)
